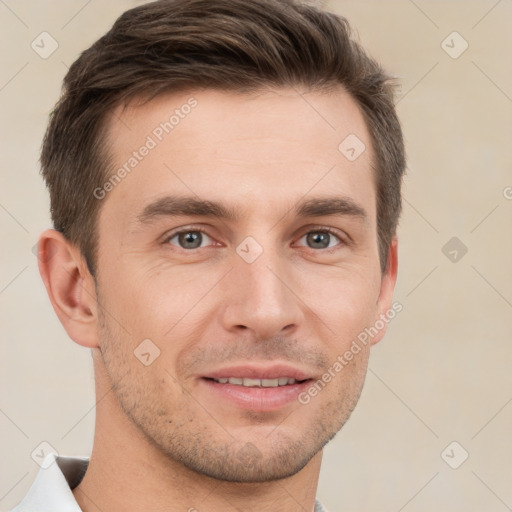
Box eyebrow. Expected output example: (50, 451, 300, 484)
(137, 195, 367, 224)
(295, 197, 367, 221)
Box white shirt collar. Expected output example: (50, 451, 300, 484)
(10, 453, 88, 512)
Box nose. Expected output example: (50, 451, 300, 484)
(219, 249, 304, 340)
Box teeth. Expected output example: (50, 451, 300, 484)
(214, 377, 299, 387)
(243, 378, 261, 387)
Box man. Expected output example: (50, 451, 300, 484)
(12, 0, 405, 510)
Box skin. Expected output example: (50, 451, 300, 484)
(38, 87, 398, 512)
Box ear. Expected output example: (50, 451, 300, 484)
(37, 229, 99, 348)
(369, 236, 399, 346)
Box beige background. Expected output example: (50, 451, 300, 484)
(1, 1, 511, 511)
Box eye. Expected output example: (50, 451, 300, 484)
(297, 230, 342, 250)
(167, 230, 214, 249)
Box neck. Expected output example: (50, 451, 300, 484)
(73, 352, 322, 512)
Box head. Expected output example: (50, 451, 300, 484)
(38, 0, 405, 483)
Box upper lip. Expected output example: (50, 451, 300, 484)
(202, 363, 313, 381)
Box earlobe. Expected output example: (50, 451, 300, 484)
(370, 236, 399, 346)
(37, 229, 99, 348)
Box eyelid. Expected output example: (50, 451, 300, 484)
(161, 225, 219, 247)
(294, 225, 350, 246)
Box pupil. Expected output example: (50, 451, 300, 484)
(180, 231, 201, 248)
(307, 232, 329, 249)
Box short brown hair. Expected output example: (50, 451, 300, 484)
(41, 0, 405, 275)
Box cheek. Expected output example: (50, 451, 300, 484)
(98, 304, 185, 409)
(99, 265, 223, 372)
(299, 264, 381, 334)
(100, 265, 189, 330)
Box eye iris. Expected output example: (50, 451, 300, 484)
(179, 231, 202, 249)
(307, 232, 330, 249)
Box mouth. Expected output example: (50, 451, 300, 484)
(207, 377, 302, 387)
(199, 364, 314, 412)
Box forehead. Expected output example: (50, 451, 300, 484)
(101, 87, 376, 225)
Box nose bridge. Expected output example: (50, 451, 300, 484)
(221, 240, 302, 335)
(244, 253, 284, 303)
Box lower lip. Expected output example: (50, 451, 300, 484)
(200, 378, 312, 412)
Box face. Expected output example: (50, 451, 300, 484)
(94, 87, 395, 482)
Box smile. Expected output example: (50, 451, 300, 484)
(211, 377, 299, 387)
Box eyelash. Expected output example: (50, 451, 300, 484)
(163, 225, 347, 252)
